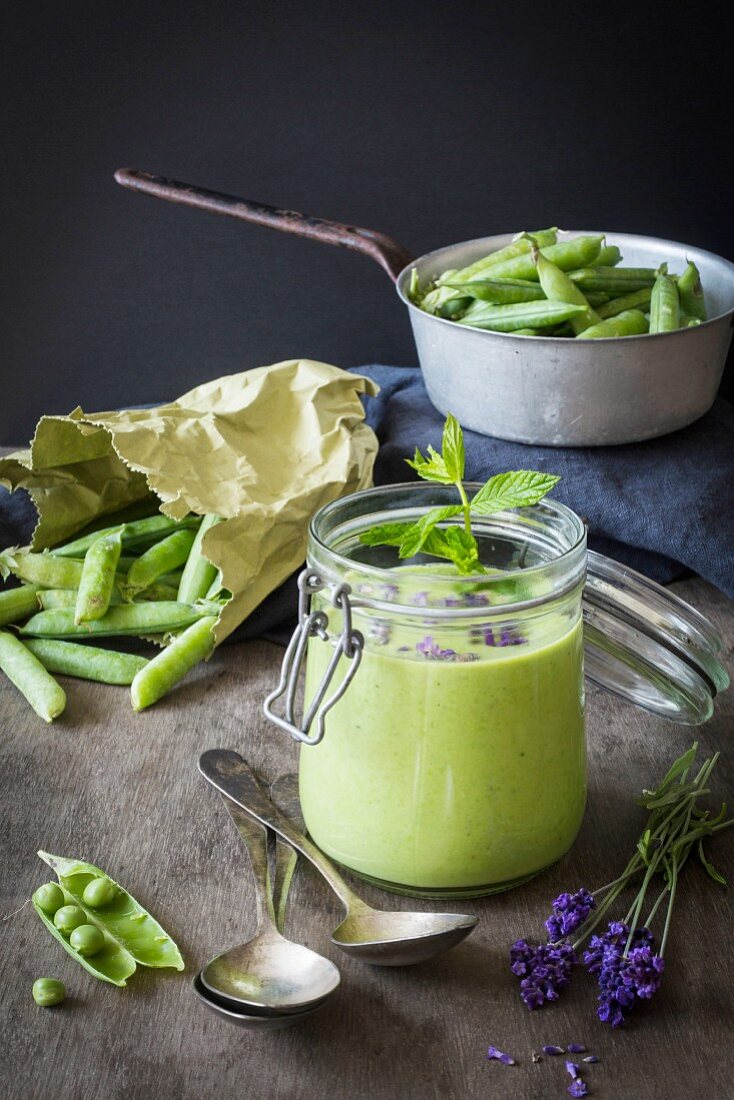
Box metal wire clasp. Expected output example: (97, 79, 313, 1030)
(262, 568, 364, 745)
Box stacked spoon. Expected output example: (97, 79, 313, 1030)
(195, 750, 477, 1028)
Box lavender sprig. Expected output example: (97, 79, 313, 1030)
(509, 743, 732, 1028)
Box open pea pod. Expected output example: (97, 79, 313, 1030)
(38, 851, 184, 971)
(32, 886, 136, 987)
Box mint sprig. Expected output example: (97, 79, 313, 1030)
(360, 414, 560, 574)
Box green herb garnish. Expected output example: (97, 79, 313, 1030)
(360, 414, 560, 574)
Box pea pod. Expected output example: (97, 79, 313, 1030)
(177, 514, 223, 603)
(24, 639, 149, 686)
(125, 529, 197, 595)
(458, 300, 586, 332)
(32, 885, 136, 987)
(0, 583, 40, 627)
(20, 601, 220, 639)
(38, 851, 184, 971)
(577, 309, 649, 339)
(592, 244, 622, 266)
(567, 266, 657, 293)
(131, 615, 217, 711)
(595, 287, 653, 319)
(75, 526, 124, 623)
(37, 581, 180, 609)
(440, 228, 558, 286)
(0, 550, 85, 590)
(482, 234, 605, 282)
(677, 260, 707, 321)
(534, 249, 600, 334)
(649, 270, 680, 333)
(50, 514, 202, 559)
(0, 631, 66, 722)
(444, 277, 546, 305)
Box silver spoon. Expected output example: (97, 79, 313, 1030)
(192, 973, 321, 1030)
(199, 790, 341, 1015)
(199, 750, 478, 967)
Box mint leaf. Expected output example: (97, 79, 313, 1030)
(398, 506, 463, 559)
(441, 414, 465, 483)
(406, 444, 452, 484)
(359, 522, 413, 548)
(417, 526, 483, 574)
(471, 470, 561, 515)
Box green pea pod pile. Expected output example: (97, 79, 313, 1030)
(32, 851, 184, 987)
(411, 230, 707, 338)
(0, 507, 226, 721)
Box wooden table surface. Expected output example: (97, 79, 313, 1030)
(1, 576, 732, 1100)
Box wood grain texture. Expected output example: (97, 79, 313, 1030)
(0, 577, 732, 1100)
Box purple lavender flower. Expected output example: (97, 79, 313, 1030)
(415, 635, 456, 660)
(566, 1061, 580, 1079)
(582, 1056, 599, 1064)
(567, 1044, 586, 1054)
(510, 939, 577, 1010)
(369, 621, 391, 646)
(409, 590, 430, 607)
(475, 624, 527, 647)
(487, 1045, 516, 1065)
(584, 922, 663, 1028)
(542, 1045, 565, 1056)
(567, 1080, 588, 1097)
(545, 888, 596, 942)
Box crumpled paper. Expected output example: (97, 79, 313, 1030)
(0, 359, 379, 641)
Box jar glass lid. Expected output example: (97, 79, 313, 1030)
(583, 551, 729, 725)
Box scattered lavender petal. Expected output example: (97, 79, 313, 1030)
(582, 1056, 599, 1064)
(487, 1045, 516, 1065)
(567, 1044, 586, 1054)
(568, 1081, 588, 1098)
(566, 1061, 581, 1079)
(542, 1045, 564, 1056)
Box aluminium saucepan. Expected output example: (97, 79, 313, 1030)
(115, 169, 734, 447)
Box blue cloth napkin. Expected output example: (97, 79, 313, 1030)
(357, 365, 734, 599)
(2, 368, 732, 648)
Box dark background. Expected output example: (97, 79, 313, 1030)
(1, 1, 732, 443)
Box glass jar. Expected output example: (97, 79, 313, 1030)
(264, 483, 728, 900)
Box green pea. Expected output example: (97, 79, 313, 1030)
(82, 877, 117, 908)
(70, 923, 105, 957)
(32, 978, 66, 1007)
(53, 904, 86, 934)
(33, 882, 65, 915)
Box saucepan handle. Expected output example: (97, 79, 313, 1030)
(114, 168, 414, 282)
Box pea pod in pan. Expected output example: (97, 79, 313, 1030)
(37, 851, 185, 972)
(480, 234, 605, 282)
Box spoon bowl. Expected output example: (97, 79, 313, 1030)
(201, 933, 340, 1014)
(193, 973, 322, 1030)
(331, 910, 477, 966)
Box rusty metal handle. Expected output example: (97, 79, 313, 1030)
(114, 168, 414, 282)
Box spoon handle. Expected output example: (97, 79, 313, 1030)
(218, 796, 278, 935)
(269, 776, 301, 934)
(200, 750, 368, 914)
